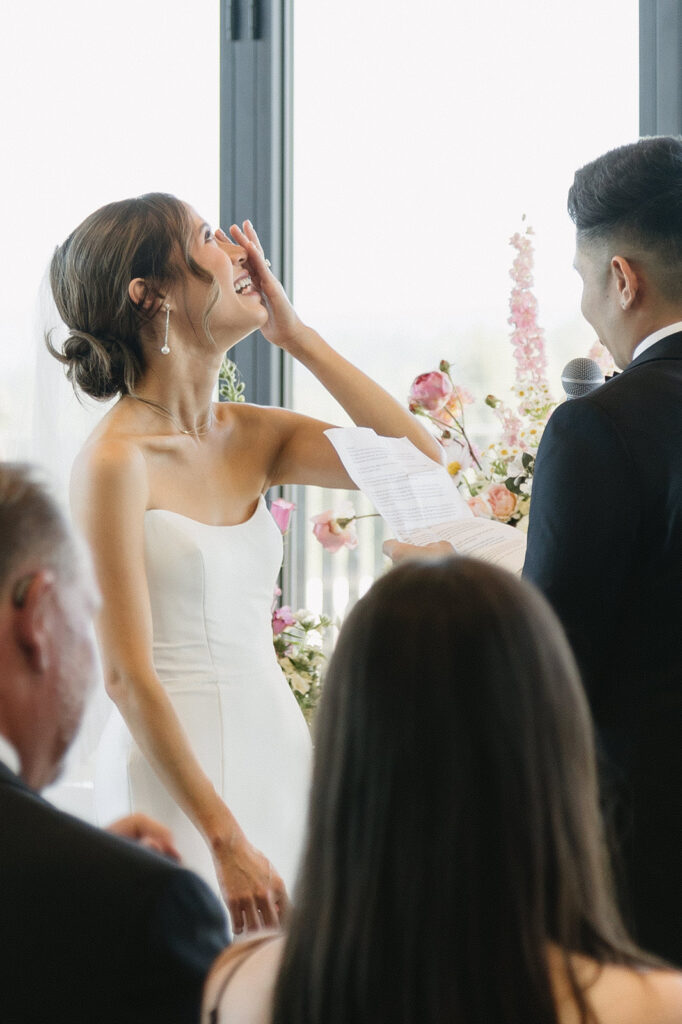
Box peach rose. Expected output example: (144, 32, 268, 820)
(468, 494, 493, 519)
(486, 483, 517, 521)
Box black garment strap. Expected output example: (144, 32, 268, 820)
(209, 934, 280, 1024)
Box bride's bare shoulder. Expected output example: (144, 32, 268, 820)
(71, 426, 148, 516)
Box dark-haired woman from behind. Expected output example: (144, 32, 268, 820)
(203, 557, 682, 1024)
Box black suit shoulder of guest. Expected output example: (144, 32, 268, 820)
(0, 761, 229, 1024)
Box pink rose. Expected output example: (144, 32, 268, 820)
(468, 495, 493, 519)
(270, 497, 296, 533)
(486, 483, 517, 522)
(408, 371, 454, 413)
(272, 605, 296, 636)
(311, 509, 359, 552)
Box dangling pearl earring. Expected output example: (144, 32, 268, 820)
(161, 303, 171, 354)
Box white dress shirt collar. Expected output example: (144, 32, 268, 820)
(631, 321, 682, 363)
(0, 734, 21, 776)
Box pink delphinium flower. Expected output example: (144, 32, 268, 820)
(270, 497, 296, 533)
(507, 225, 552, 398)
(311, 509, 359, 552)
(408, 370, 454, 413)
(272, 605, 296, 636)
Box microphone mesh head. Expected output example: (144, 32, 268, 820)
(561, 357, 605, 399)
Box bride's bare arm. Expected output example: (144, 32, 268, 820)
(71, 439, 287, 934)
(225, 223, 443, 486)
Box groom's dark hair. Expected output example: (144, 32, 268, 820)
(568, 136, 682, 301)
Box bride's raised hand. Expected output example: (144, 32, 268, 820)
(213, 829, 290, 936)
(223, 220, 303, 350)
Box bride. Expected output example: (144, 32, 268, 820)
(46, 192, 441, 935)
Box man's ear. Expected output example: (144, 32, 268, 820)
(611, 255, 639, 310)
(128, 278, 164, 312)
(11, 570, 57, 675)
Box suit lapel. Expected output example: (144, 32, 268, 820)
(625, 330, 682, 372)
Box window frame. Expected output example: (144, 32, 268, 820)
(640, 0, 682, 135)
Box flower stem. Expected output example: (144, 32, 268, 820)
(337, 513, 381, 528)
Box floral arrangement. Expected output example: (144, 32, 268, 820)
(269, 498, 333, 723)
(309, 222, 613, 537)
(272, 601, 332, 724)
(407, 222, 558, 529)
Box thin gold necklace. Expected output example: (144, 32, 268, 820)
(128, 393, 215, 436)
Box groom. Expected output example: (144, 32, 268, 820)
(522, 137, 682, 965)
(386, 136, 682, 965)
(0, 462, 229, 1022)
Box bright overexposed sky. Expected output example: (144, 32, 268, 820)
(0, 1, 219, 459)
(291, 0, 639, 428)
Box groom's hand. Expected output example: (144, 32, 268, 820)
(106, 813, 181, 861)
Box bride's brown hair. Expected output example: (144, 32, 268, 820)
(47, 193, 218, 400)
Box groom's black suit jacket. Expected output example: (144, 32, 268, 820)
(523, 332, 682, 965)
(0, 759, 229, 1023)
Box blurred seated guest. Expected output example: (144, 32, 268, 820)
(0, 463, 229, 1024)
(203, 557, 682, 1024)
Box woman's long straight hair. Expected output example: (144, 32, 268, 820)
(272, 557, 652, 1024)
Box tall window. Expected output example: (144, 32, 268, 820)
(287, 0, 639, 617)
(0, 2, 220, 814)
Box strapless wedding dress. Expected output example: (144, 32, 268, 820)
(94, 496, 312, 900)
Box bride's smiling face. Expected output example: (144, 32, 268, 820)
(180, 207, 268, 343)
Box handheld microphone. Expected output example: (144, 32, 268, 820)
(560, 357, 605, 400)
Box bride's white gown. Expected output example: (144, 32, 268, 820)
(94, 496, 312, 899)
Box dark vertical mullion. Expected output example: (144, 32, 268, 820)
(639, 1, 657, 135)
(220, 0, 287, 409)
(639, 0, 682, 136)
(222, 0, 304, 603)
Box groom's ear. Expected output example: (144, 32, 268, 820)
(128, 278, 161, 312)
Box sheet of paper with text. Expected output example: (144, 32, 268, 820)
(325, 427, 526, 574)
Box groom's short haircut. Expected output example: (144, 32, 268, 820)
(0, 463, 75, 594)
(567, 136, 682, 301)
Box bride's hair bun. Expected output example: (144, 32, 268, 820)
(55, 329, 141, 400)
(46, 193, 208, 400)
